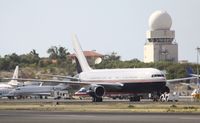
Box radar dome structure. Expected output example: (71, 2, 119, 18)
(144, 10, 178, 63)
(149, 10, 172, 30)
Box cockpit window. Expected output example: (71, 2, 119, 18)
(152, 74, 165, 77)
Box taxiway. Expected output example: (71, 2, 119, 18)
(0, 111, 199, 123)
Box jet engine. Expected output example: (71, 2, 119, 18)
(89, 85, 105, 98)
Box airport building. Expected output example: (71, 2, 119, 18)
(68, 50, 103, 66)
(144, 10, 178, 63)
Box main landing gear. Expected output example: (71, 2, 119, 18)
(129, 96, 141, 102)
(152, 86, 170, 102)
(92, 96, 103, 102)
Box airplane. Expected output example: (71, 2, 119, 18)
(186, 67, 200, 100)
(187, 67, 200, 78)
(186, 67, 200, 86)
(0, 66, 21, 99)
(8, 83, 69, 99)
(70, 34, 200, 102)
(0, 66, 42, 99)
(12, 35, 168, 102)
(0, 66, 20, 86)
(69, 34, 173, 102)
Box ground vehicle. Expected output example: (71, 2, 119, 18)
(160, 92, 179, 102)
(191, 88, 200, 101)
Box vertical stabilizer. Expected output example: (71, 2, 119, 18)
(75, 57, 83, 73)
(72, 34, 92, 72)
(8, 66, 20, 86)
(12, 66, 19, 79)
(186, 67, 194, 77)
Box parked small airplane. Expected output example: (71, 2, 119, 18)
(8, 83, 68, 99)
(0, 66, 42, 99)
(0, 66, 21, 98)
(0, 66, 20, 86)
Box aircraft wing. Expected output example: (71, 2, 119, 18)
(166, 77, 197, 83)
(43, 79, 124, 88)
(39, 74, 79, 81)
(190, 74, 200, 77)
(1, 77, 124, 87)
(1, 78, 83, 84)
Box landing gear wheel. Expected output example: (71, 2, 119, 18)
(92, 97, 103, 102)
(153, 97, 158, 102)
(129, 96, 140, 102)
(129, 97, 134, 102)
(8, 96, 14, 100)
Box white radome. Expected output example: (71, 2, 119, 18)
(149, 10, 172, 30)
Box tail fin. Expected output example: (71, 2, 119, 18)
(186, 67, 200, 86)
(186, 67, 194, 77)
(12, 66, 19, 79)
(8, 66, 20, 86)
(72, 34, 92, 72)
(75, 57, 83, 73)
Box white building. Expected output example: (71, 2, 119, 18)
(144, 10, 178, 63)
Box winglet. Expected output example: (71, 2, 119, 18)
(72, 34, 92, 72)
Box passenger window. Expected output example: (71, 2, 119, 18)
(152, 74, 164, 77)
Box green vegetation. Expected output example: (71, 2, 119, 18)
(0, 47, 200, 79)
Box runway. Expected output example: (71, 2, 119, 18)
(0, 111, 200, 123)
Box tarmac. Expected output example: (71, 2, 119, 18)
(0, 111, 200, 123)
(0, 98, 200, 123)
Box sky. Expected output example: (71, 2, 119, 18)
(0, 0, 200, 63)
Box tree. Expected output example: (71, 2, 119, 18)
(29, 49, 40, 64)
(47, 46, 59, 59)
(47, 46, 70, 61)
(58, 46, 70, 60)
(19, 49, 40, 65)
(0, 58, 10, 70)
(104, 52, 121, 61)
(3, 53, 20, 70)
(95, 52, 122, 69)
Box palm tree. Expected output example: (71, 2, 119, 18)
(47, 46, 59, 59)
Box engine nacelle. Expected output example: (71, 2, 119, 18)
(89, 85, 105, 98)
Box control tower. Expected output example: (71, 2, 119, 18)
(144, 10, 178, 63)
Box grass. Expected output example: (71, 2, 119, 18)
(0, 102, 200, 113)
